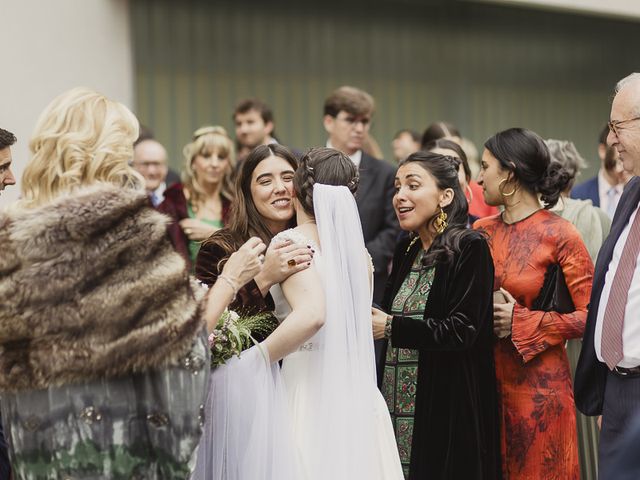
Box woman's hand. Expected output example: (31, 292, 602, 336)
(221, 237, 267, 289)
(372, 307, 389, 340)
(179, 218, 218, 241)
(254, 240, 314, 294)
(493, 287, 516, 338)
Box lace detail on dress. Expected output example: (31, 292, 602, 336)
(366, 250, 375, 273)
(272, 228, 318, 251)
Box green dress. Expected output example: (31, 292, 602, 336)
(383, 249, 435, 479)
(187, 202, 223, 265)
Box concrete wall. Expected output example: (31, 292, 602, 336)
(0, 0, 134, 207)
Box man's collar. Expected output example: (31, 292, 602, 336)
(326, 140, 362, 168)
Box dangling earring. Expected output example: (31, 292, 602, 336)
(434, 207, 448, 235)
(498, 178, 517, 197)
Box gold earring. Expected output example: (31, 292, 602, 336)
(498, 178, 517, 197)
(434, 207, 448, 235)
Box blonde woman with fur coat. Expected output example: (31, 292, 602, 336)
(0, 88, 265, 480)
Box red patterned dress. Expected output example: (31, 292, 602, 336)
(474, 210, 593, 480)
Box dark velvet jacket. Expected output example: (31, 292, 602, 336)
(195, 229, 276, 343)
(379, 233, 501, 480)
(158, 183, 231, 269)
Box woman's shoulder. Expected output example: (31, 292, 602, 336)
(562, 198, 610, 229)
(472, 213, 502, 230)
(272, 227, 316, 248)
(163, 183, 186, 202)
(457, 228, 490, 255)
(158, 183, 187, 214)
(538, 209, 583, 238)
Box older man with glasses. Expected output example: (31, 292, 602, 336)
(575, 72, 640, 477)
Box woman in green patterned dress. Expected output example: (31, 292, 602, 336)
(372, 152, 501, 479)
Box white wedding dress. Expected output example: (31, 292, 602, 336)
(268, 184, 403, 480)
(191, 184, 402, 480)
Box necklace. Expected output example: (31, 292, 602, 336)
(502, 207, 541, 225)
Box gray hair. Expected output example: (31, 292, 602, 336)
(545, 139, 587, 189)
(615, 73, 640, 94)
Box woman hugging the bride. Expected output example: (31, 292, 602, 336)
(192, 146, 403, 480)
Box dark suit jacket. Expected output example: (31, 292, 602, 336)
(356, 152, 400, 303)
(575, 176, 640, 415)
(571, 176, 600, 207)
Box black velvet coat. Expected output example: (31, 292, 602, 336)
(379, 234, 501, 480)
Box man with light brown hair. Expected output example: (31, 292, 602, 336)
(323, 86, 399, 304)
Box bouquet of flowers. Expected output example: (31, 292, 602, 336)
(208, 309, 278, 367)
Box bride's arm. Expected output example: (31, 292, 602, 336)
(261, 266, 325, 363)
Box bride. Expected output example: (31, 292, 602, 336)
(192, 147, 402, 480)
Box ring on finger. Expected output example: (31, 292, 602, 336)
(258, 254, 265, 264)
(287, 259, 296, 267)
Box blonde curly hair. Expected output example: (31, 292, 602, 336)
(182, 125, 235, 212)
(20, 87, 142, 208)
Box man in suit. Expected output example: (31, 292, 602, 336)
(575, 72, 640, 477)
(571, 124, 630, 218)
(322, 86, 400, 304)
(0, 127, 15, 480)
(233, 98, 278, 164)
(132, 138, 171, 207)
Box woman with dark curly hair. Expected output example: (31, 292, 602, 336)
(474, 128, 594, 479)
(373, 151, 500, 479)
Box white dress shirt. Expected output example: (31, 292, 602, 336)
(595, 202, 640, 367)
(598, 169, 623, 219)
(150, 182, 167, 207)
(326, 141, 362, 168)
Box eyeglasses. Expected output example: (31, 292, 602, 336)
(336, 114, 371, 128)
(608, 116, 640, 137)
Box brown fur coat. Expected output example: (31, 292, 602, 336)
(0, 185, 206, 393)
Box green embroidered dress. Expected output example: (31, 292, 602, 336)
(383, 249, 435, 479)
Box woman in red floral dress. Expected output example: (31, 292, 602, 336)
(474, 128, 594, 479)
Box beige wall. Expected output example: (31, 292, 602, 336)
(0, 0, 134, 207)
(475, 0, 640, 20)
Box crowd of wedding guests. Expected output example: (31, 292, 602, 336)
(2, 73, 640, 479)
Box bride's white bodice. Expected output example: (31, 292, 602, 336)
(269, 229, 323, 352)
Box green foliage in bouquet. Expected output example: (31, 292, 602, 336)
(208, 310, 278, 367)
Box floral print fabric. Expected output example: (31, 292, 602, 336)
(475, 210, 593, 479)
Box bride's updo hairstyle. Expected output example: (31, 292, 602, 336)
(293, 147, 359, 218)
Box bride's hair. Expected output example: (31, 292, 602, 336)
(294, 147, 358, 218)
(401, 151, 483, 267)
